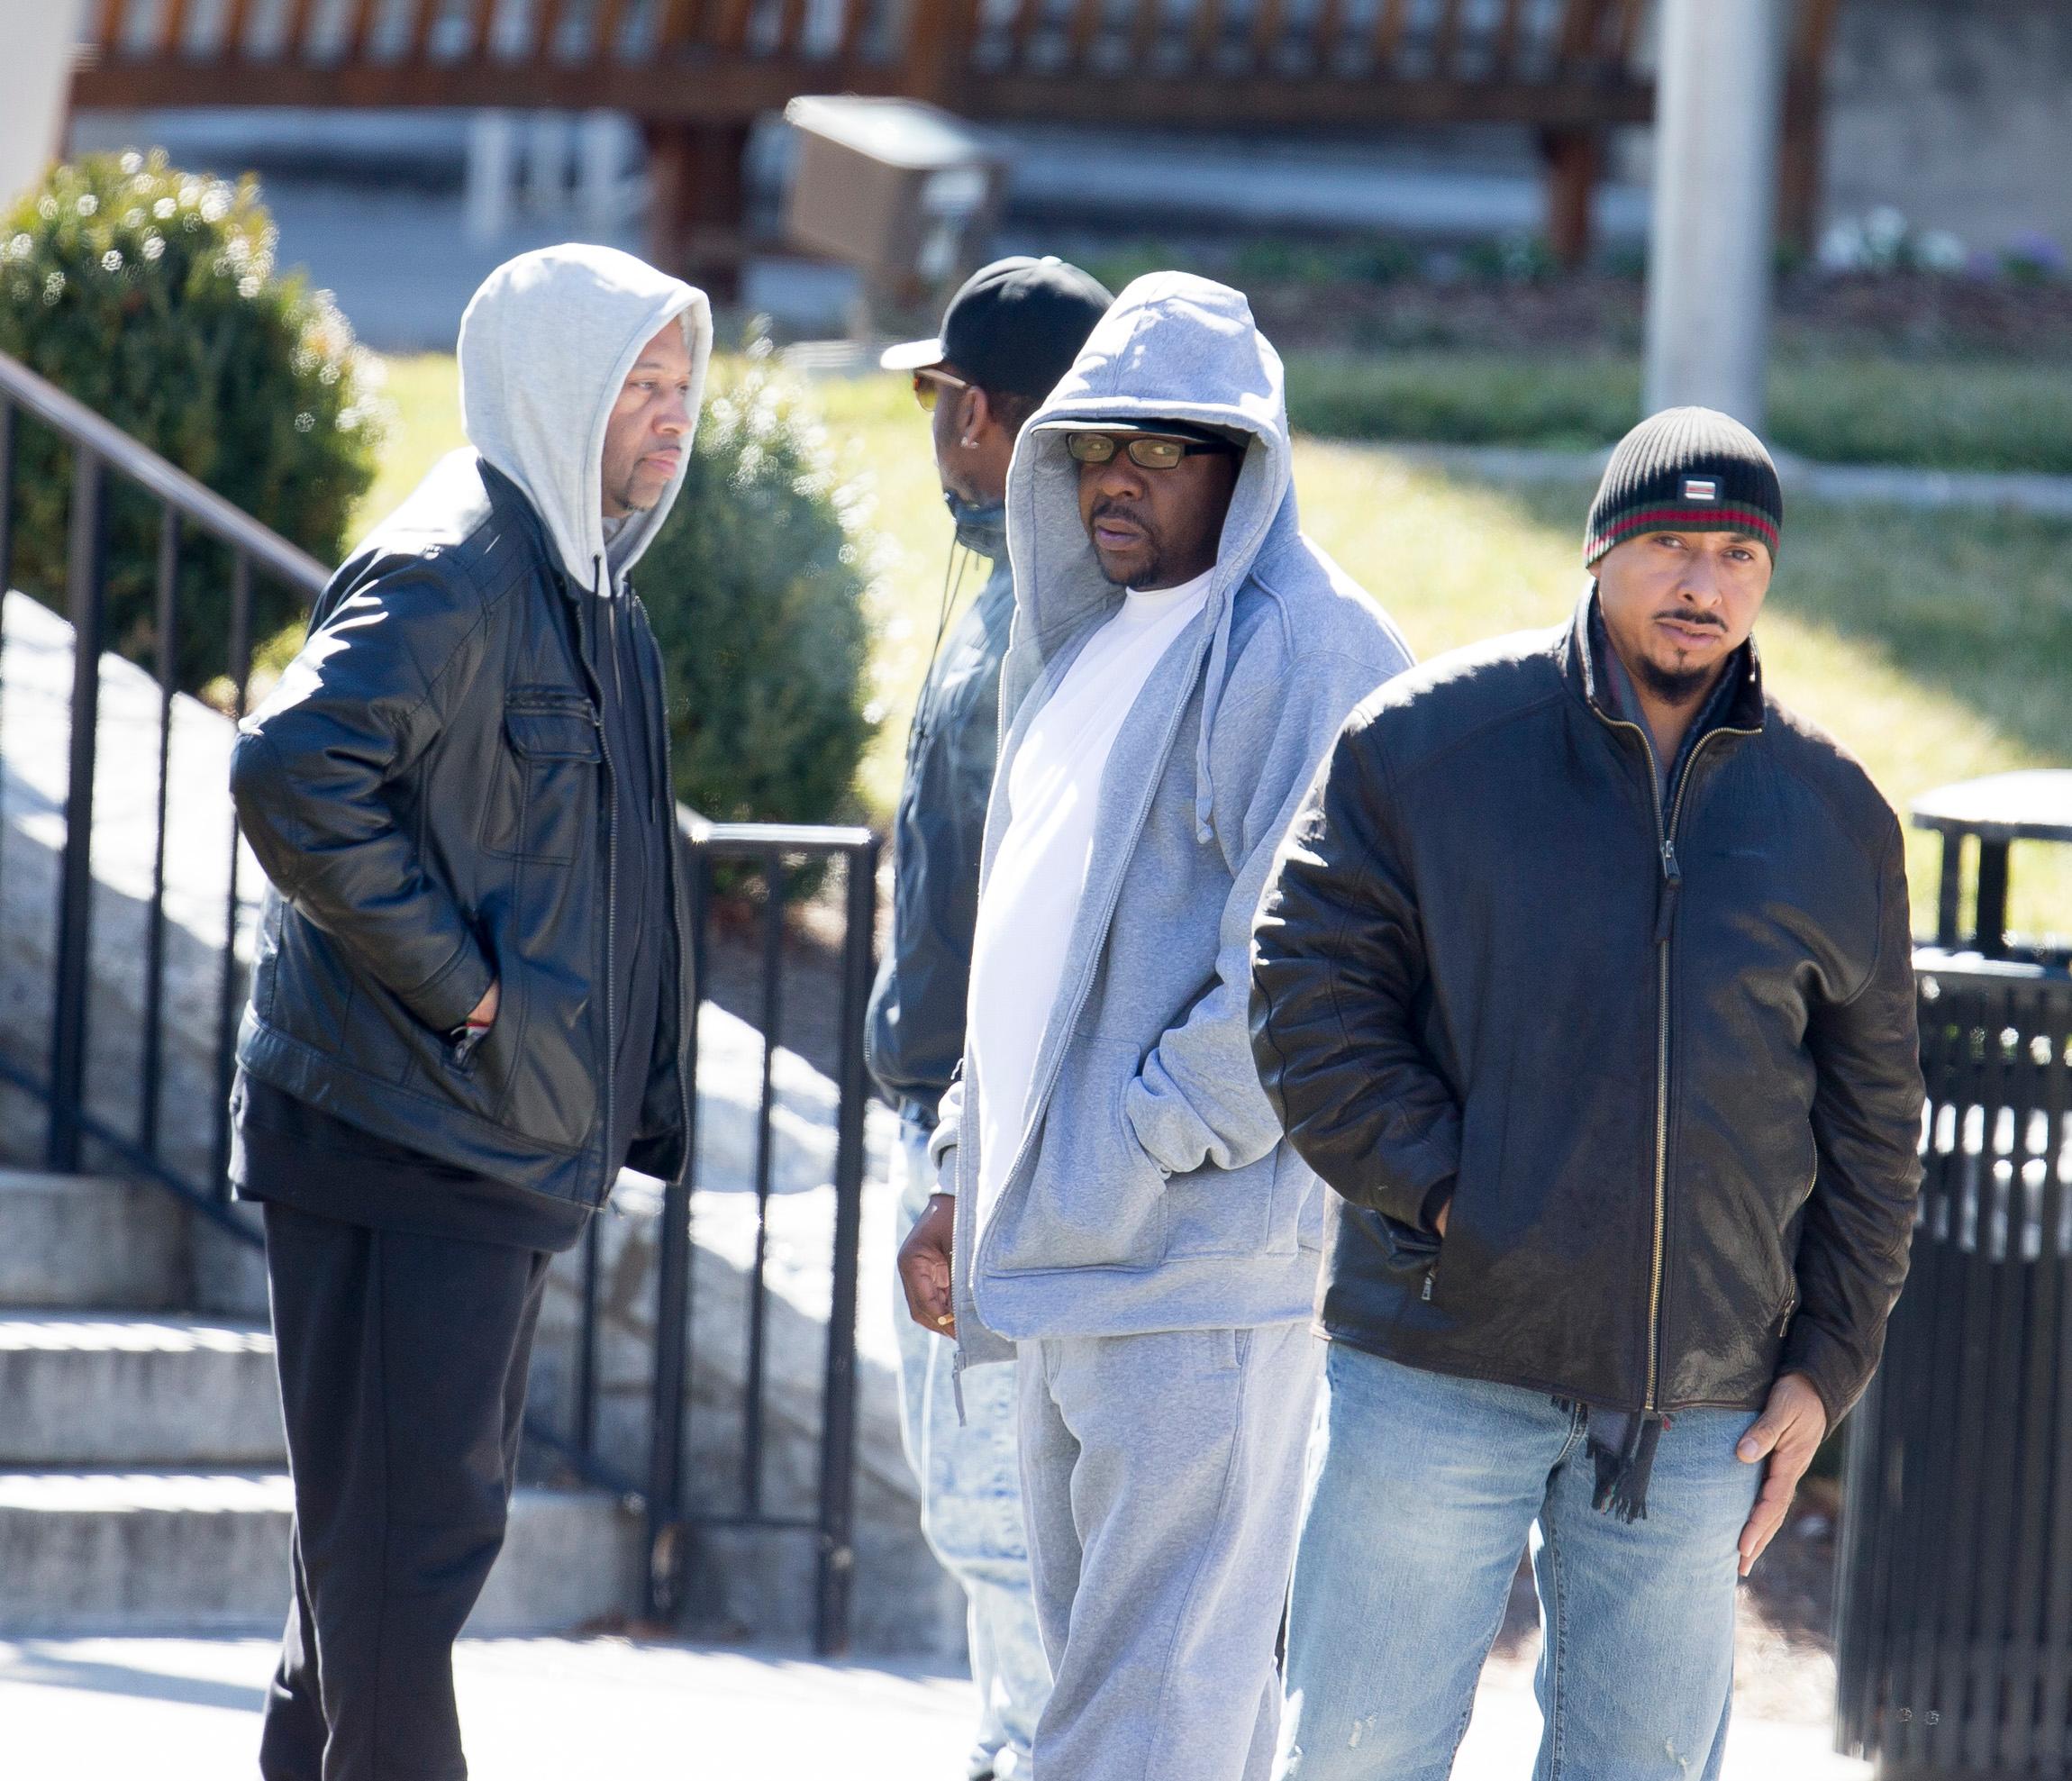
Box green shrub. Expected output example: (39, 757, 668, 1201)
(639, 336, 878, 824)
(0, 151, 379, 690)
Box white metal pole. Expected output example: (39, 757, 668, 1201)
(1643, 0, 1788, 429)
(0, 0, 86, 207)
(465, 111, 519, 244)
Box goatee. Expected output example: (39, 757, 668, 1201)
(1635, 655, 1717, 705)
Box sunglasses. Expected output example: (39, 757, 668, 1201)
(911, 367, 972, 413)
(1065, 432, 1241, 470)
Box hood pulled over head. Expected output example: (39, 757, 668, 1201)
(1004, 271, 1296, 838)
(1007, 271, 1291, 650)
(457, 243, 713, 592)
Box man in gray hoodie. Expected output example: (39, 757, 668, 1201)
(230, 245, 707, 1779)
(871, 255, 1112, 1781)
(897, 273, 1413, 1781)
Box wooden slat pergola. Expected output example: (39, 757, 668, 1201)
(70, 0, 1842, 279)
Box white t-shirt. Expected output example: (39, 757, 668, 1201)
(966, 570, 1213, 1222)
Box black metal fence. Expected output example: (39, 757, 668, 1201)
(0, 347, 328, 1234)
(0, 346, 881, 1654)
(1836, 955, 2072, 1776)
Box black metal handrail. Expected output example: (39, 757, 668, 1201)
(0, 348, 326, 1239)
(0, 345, 882, 1653)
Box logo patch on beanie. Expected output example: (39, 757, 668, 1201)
(1682, 477, 1720, 503)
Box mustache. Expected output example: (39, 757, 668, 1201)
(1088, 497, 1152, 533)
(1655, 608, 1727, 631)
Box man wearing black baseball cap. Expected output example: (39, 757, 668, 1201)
(868, 254, 1110, 1781)
(1251, 407, 1923, 1778)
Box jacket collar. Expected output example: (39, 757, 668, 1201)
(1562, 588, 1766, 735)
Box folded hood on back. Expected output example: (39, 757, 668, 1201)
(1003, 271, 1297, 839)
(457, 243, 713, 593)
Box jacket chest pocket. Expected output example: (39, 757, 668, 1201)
(484, 689, 601, 865)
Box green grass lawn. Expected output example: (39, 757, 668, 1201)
(352, 357, 2072, 943)
(1282, 352, 2072, 474)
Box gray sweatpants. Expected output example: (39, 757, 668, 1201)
(1015, 1322, 1322, 1781)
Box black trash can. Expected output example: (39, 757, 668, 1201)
(1835, 771, 2072, 1778)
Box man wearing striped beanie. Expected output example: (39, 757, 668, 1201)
(1251, 406, 1924, 1779)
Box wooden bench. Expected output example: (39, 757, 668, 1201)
(71, 0, 1840, 279)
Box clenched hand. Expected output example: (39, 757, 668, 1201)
(898, 1193, 958, 1339)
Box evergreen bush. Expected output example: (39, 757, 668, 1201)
(639, 335, 878, 825)
(0, 151, 380, 690)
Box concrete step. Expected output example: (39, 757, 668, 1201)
(0, 1313, 284, 1467)
(0, 1171, 183, 1311)
(0, 1472, 641, 1635)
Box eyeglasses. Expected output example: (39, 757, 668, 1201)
(1064, 432, 1241, 470)
(911, 367, 972, 413)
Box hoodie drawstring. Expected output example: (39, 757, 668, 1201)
(1193, 595, 1234, 843)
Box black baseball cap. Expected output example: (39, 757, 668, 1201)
(881, 256, 1113, 403)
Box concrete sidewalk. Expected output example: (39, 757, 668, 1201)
(0, 1631, 1868, 1780)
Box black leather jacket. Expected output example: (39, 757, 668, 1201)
(1250, 597, 1924, 1426)
(231, 457, 692, 1210)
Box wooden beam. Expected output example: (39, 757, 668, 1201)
(836, 0, 872, 60)
(71, 56, 1651, 127)
(89, 0, 125, 52)
(155, 0, 192, 57)
(404, 0, 441, 62)
(654, 0, 699, 52)
(1550, 0, 1597, 66)
(1186, 0, 1223, 72)
(595, 0, 633, 56)
(1540, 124, 1599, 265)
(533, 0, 573, 59)
(1128, 0, 1162, 73)
(1368, 0, 1408, 74)
(1309, 0, 1348, 77)
(341, 0, 382, 59)
(966, 68, 1652, 127)
(1066, 0, 1104, 72)
(1613, 0, 1647, 61)
(282, 0, 324, 59)
(73, 57, 913, 116)
(644, 120, 752, 299)
(1007, 0, 1047, 73)
(1491, 0, 1525, 76)
(1777, 0, 1843, 254)
(1431, 0, 1467, 77)
(1248, 0, 1289, 71)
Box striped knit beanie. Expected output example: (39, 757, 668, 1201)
(1584, 406, 1783, 568)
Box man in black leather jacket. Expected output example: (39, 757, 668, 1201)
(1250, 408, 1923, 1781)
(228, 244, 708, 1781)
(870, 256, 1111, 1781)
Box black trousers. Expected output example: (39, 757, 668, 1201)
(258, 1201, 552, 1781)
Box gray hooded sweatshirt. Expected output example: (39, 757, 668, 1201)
(932, 272, 1415, 1367)
(457, 242, 712, 595)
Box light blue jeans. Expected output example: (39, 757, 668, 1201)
(1276, 1343, 1763, 1781)
(893, 1115, 1050, 1781)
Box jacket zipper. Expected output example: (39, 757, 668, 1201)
(632, 592, 697, 1193)
(968, 619, 1219, 1294)
(1588, 704, 1754, 1411)
(586, 560, 621, 1205)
